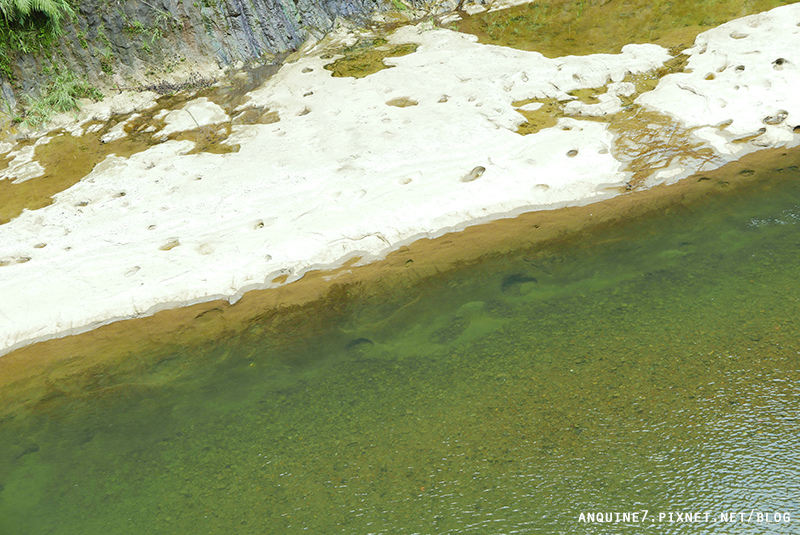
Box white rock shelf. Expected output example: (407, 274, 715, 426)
(639, 4, 800, 158)
(2, 6, 800, 357)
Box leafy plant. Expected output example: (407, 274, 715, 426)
(0, 0, 76, 79)
(2, 96, 22, 122)
(96, 30, 114, 74)
(0, 0, 75, 31)
(123, 19, 147, 36)
(77, 27, 87, 48)
(22, 69, 103, 127)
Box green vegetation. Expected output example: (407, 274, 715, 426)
(0, 0, 75, 77)
(123, 18, 147, 36)
(0, 0, 96, 128)
(95, 29, 115, 74)
(77, 27, 87, 48)
(120, 6, 179, 58)
(122, 8, 176, 44)
(21, 69, 103, 127)
(0, 0, 74, 30)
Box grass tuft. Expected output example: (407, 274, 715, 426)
(22, 69, 103, 127)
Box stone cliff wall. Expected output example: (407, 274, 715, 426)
(1, 0, 432, 109)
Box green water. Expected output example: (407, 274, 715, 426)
(2, 164, 800, 533)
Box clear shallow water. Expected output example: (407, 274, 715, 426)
(1, 166, 800, 533)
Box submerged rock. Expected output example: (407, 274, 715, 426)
(430, 316, 469, 344)
(501, 273, 538, 293)
(345, 337, 375, 354)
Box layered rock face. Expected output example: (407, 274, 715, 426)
(1, 0, 406, 106)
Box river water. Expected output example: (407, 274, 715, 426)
(1, 150, 798, 533)
(2, 1, 800, 531)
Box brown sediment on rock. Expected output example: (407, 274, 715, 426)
(0, 86, 279, 224)
(609, 106, 720, 188)
(322, 39, 418, 79)
(2, 144, 800, 417)
(511, 53, 712, 189)
(0, 127, 158, 224)
(0, 98, 181, 224)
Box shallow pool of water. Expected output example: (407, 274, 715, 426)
(1, 154, 798, 533)
(455, 0, 796, 56)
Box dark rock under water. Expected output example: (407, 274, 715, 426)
(345, 336, 375, 353)
(500, 273, 538, 292)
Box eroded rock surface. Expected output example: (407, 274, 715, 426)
(1, 6, 799, 355)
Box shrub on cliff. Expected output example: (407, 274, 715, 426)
(22, 68, 103, 126)
(0, 0, 74, 31)
(0, 0, 75, 58)
(0, 0, 75, 81)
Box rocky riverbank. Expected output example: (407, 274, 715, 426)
(1, 3, 799, 357)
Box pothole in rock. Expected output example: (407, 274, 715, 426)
(731, 128, 767, 144)
(461, 166, 485, 182)
(386, 97, 418, 108)
(159, 238, 181, 251)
